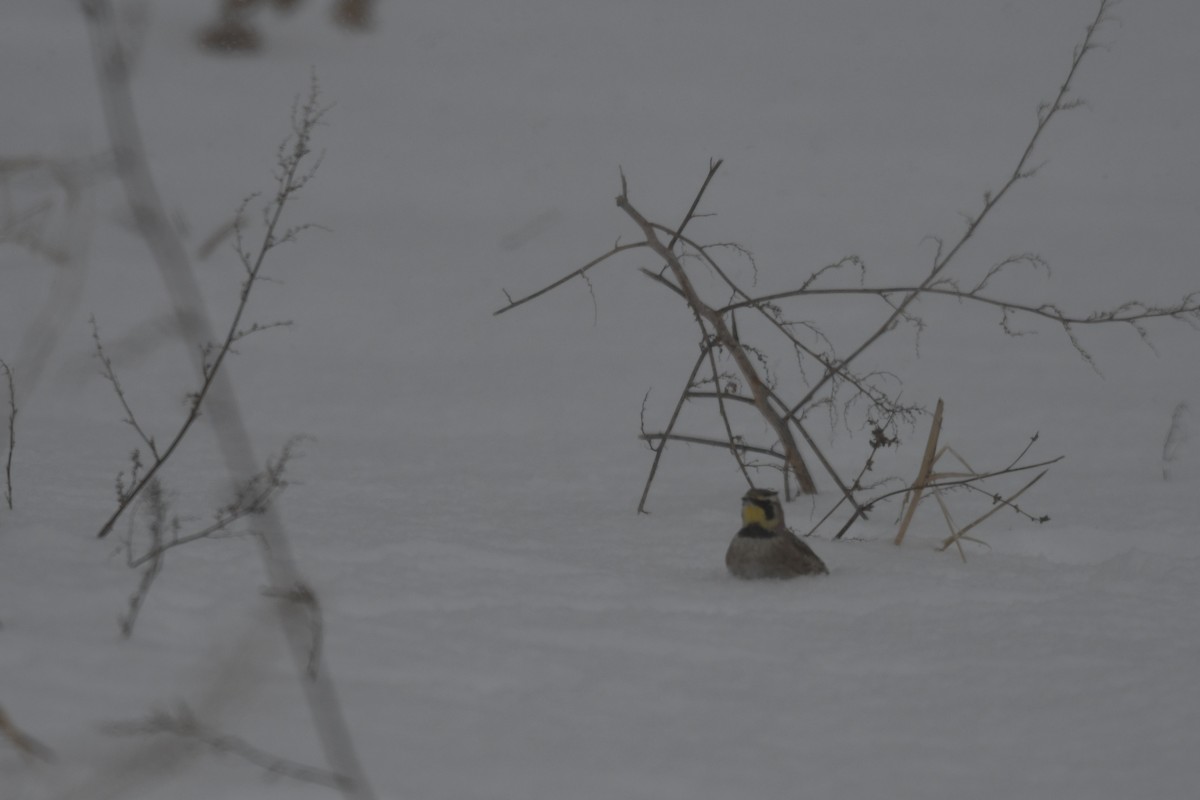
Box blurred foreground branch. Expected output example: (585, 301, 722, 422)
(0, 704, 55, 763)
(105, 704, 347, 789)
(81, 1, 374, 796)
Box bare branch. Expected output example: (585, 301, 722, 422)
(617, 172, 818, 493)
(723, 285, 1200, 329)
(783, 0, 1116, 418)
(720, 284, 1200, 370)
(664, 228, 909, 421)
(802, 419, 900, 538)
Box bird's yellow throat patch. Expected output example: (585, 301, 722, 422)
(741, 502, 770, 527)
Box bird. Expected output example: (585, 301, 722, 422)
(725, 488, 829, 579)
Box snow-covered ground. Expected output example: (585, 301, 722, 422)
(2, 1, 1198, 798)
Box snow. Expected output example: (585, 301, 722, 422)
(2, 1, 1199, 798)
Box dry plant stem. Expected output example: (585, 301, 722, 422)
(931, 491, 968, 562)
(616, 169, 818, 494)
(895, 398, 944, 545)
(81, 3, 374, 797)
(783, 0, 1114, 420)
(1, 359, 14, 509)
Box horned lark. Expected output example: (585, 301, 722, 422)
(725, 488, 829, 579)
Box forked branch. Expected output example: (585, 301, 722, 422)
(615, 164, 818, 494)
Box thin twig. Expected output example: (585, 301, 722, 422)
(90, 319, 159, 460)
(790, 418, 869, 520)
(833, 454, 1063, 540)
(704, 341, 754, 489)
(937, 469, 1049, 552)
(803, 424, 899, 538)
(0, 359, 14, 509)
(639, 432, 786, 461)
(664, 157, 723, 253)
(493, 242, 648, 316)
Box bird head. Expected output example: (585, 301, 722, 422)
(741, 488, 784, 530)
